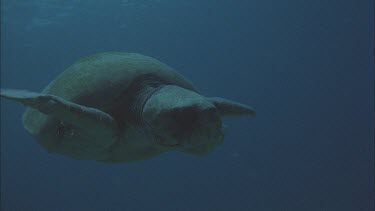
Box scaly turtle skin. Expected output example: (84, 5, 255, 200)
(0, 52, 255, 163)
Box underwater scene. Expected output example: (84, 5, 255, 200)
(1, 0, 374, 210)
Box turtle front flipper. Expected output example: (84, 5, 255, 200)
(1, 89, 118, 147)
(209, 97, 256, 117)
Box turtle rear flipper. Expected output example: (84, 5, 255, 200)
(1, 88, 118, 148)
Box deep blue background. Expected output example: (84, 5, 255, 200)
(1, 1, 374, 210)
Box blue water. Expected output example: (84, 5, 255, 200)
(1, 1, 374, 210)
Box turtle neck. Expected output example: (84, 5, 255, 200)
(127, 75, 167, 127)
(108, 75, 167, 134)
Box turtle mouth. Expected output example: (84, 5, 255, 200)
(141, 116, 183, 148)
(154, 134, 182, 147)
(145, 124, 188, 148)
(149, 128, 221, 149)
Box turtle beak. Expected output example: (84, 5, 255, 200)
(183, 106, 223, 147)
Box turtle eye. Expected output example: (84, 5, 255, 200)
(170, 107, 199, 136)
(182, 109, 199, 128)
(56, 122, 65, 137)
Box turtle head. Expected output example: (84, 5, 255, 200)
(142, 85, 224, 154)
(142, 85, 255, 155)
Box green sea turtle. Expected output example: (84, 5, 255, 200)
(0, 52, 255, 163)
